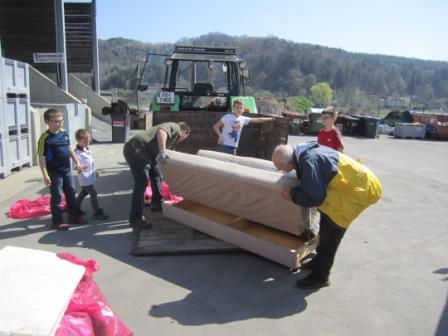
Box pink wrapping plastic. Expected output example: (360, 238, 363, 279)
(144, 180, 183, 204)
(7, 195, 67, 219)
(56, 253, 133, 336)
(56, 312, 95, 336)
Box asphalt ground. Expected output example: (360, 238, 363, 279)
(0, 122, 447, 336)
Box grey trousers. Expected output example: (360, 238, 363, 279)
(76, 184, 100, 212)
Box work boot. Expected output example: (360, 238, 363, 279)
(68, 215, 88, 225)
(296, 274, 330, 289)
(130, 217, 152, 229)
(93, 208, 109, 220)
(300, 257, 316, 270)
(150, 202, 163, 212)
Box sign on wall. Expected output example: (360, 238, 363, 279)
(33, 53, 64, 63)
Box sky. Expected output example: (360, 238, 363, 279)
(90, 0, 448, 62)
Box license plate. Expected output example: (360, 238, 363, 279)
(156, 91, 175, 104)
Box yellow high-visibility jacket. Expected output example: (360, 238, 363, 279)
(291, 142, 382, 229)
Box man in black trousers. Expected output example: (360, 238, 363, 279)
(123, 122, 189, 229)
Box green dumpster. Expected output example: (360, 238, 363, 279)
(308, 112, 323, 135)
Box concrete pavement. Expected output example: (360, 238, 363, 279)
(0, 129, 447, 336)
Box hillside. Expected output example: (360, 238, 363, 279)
(98, 33, 448, 112)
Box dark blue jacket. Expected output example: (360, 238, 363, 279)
(290, 141, 382, 228)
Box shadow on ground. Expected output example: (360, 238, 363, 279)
(2, 163, 316, 325)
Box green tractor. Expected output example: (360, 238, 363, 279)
(136, 45, 289, 159)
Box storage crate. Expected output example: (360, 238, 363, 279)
(0, 58, 29, 96)
(7, 135, 20, 170)
(394, 123, 426, 139)
(3, 96, 30, 136)
(0, 57, 31, 177)
(19, 134, 32, 167)
(0, 139, 9, 178)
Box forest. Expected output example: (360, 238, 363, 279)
(98, 33, 448, 113)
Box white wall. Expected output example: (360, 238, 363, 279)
(68, 74, 110, 123)
(29, 66, 79, 104)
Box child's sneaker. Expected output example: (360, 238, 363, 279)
(52, 223, 70, 231)
(93, 208, 109, 220)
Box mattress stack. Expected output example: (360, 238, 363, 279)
(160, 150, 311, 236)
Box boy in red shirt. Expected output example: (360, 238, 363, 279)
(317, 107, 344, 152)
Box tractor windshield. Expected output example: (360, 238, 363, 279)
(167, 59, 230, 110)
(174, 60, 228, 94)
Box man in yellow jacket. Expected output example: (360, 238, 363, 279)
(272, 142, 382, 289)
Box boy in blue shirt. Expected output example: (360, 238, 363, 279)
(37, 108, 87, 230)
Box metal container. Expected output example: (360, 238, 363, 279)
(0, 58, 29, 97)
(394, 123, 426, 139)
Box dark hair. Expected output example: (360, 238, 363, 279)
(178, 122, 190, 134)
(75, 129, 90, 141)
(44, 108, 62, 121)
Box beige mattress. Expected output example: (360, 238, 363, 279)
(161, 150, 311, 236)
(196, 150, 278, 172)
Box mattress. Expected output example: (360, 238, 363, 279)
(196, 150, 278, 172)
(160, 150, 311, 236)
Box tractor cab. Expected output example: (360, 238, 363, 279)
(151, 45, 255, 113)
(134, 45, 288, 159)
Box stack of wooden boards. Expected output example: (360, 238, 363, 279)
(160, 150, 319, 268)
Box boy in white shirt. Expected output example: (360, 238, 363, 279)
(74, 129, 108, 220)
(213, 99, 275, 155)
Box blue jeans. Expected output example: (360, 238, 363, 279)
(123, 150, 163, 225)
(217, 145, 237, 155)
(48, 170, 79, 225)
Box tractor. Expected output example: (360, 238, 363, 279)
(135, 45, 289, 159)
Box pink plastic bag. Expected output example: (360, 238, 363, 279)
(7, 195, 66, 219)
(56, 312, 95, 336)
(56, 253, 133, 336)
(144, 180, 183, 204)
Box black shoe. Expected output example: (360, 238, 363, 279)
(93, 209, 109, 220)
(68, 215, 88, 225)
(130, 217, 152, 229)
(296, 275, 330, 289)
(300, 257, 316, 270)
(150, 203, 163, 212)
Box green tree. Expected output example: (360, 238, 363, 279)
(289, 96, 314, 112)
(420, 84, 434, 101)
(311, 82, 333, 107)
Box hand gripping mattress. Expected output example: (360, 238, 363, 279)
(160, 150, 311, 236)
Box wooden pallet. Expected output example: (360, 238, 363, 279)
(131, 209, 241, 256)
